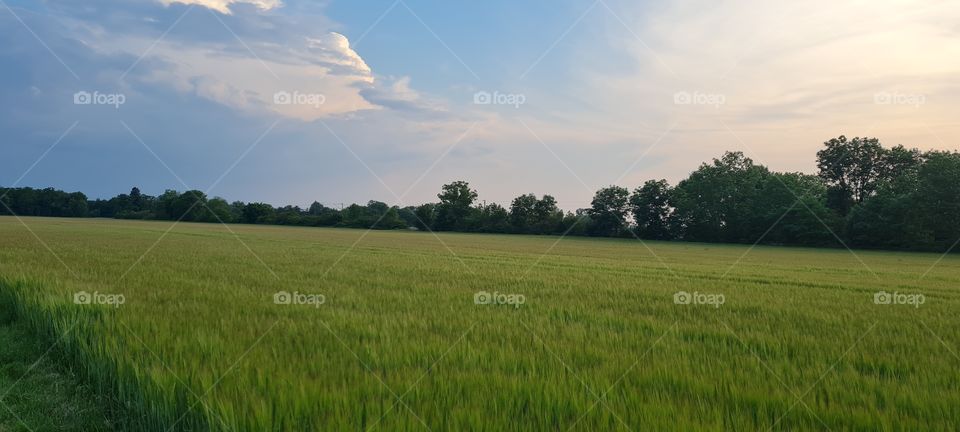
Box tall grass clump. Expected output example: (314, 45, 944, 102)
(0, 277, 220, 431)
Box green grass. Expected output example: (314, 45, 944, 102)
(0, 294, 118, 431)
(0, 216, 959, 431)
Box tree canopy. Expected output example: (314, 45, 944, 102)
(4, 136, 959, 253)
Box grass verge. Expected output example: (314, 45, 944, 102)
(0, 288, 119, 431)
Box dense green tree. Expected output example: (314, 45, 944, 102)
(229, 201, 246, 222)
(129, 187, 144, 210)
(881, 145, 922, 188)
(205, 198, 235, 223)
(509, 194, 538, 233)
(412, 203, 436, 231)
(242, 202, 274, 224)
(168, 190, 210, 221)
(843, 147, 922, 249)
(0, 187, 89, 217)
(915, 151, 960, 249)
(300, 202, 340, 226)
(508, 194, 562, 234)
(273, 205, 304, 225)
(469, 203, 510, 233)
(672, 152, 769, 243)
(339, 204, 366, 227)
(340, 201, 405, 229)
(847, 188, 924, 249)
(533, 195, 563, 234)
(559, 210, 591, 236)
(817, 136, 886, 215)
(630, 180, 672, 240)
(155, 190, 180, 220)
(308, 201, 326, 215)
(435, 181, 477, 231)
(588, 186, 630, 237)
(397, 206, 419, 228)
(313, 210, 343, 227)
(113, 187, 156, 219)
(752, 172, 836, 246)
(379, 207, 407, 229)
(64, 192, 89, 217)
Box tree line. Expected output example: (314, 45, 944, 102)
(2, 135, 959, 252)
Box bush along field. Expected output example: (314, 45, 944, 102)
(0, 216, 959, 431)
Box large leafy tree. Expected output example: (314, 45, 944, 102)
(845, 146, 925, 249)
(471, 203, 510, 233)
(752, 172, 836, 246)
(630, 179, 672, 240)
(129, 187, 144, 210)
(273, 205, 304, 225)
(169, 190, 210, 222)
(559, 210, 591, 236)
(671, 152, 769, 243)
(435, 181, 477, 231)
(882, 145, 922, 183)
(412, 203, 437, 231)
(878, 145, 923, 196)
(242, 202, 275, 224)
(308, 201, 326, 215)
(588, 186, 630, 236)
(817, 136, 886, 215)
(509, 193, 538, 233)
(847, 188, 924, 250)
(339, 201, 405, 229)
(155, 189, 180, 220)
(205, 197, 235, 223)
(533, 195, 563, 234)
(0, 187, 89, 217)
(915, 151, 960, 248)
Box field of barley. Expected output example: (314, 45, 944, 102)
(0, 216, 958, 431)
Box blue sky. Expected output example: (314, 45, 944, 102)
(3, 0, 959, 210)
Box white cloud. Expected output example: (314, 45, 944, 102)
(92, 22, 443, 121)
(160, 0, 282, 14)
(56, 0, 460, 125)
(305, 33, 371, 76)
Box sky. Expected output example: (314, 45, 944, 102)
(2, 0, 959, 210)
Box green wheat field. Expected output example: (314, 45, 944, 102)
(1, 216, 958, 431)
